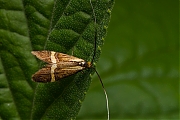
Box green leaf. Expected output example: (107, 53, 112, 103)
(78, 0, 179, 119)
(0, 0, 37, 119)
(0, 0, 114, 120)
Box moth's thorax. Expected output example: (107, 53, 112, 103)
(79, 61, 91, 68)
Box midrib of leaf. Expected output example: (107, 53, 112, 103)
(44, 0, 93, 55)
(44, 0, 72, 50)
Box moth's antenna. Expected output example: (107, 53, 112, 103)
(90, 1, 110, 120)
(89, 0, 97, 64)
(93, 68, 110, 120)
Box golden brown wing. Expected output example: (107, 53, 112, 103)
(31, 51, 85, 64)
(32, 67, 51, 82)
(31, 51, 51, 63)
(32, 65, 85, 83)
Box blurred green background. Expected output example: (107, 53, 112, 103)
(78, 0, 179, 119)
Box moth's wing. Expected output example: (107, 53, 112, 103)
(32, 65, 85, 83)
(32, 67, 51, 82)
(55, 52, 85, 63)
(53, 66, 84, 82)
(31, 51, 52, 63)
(31, 51, 85, 64)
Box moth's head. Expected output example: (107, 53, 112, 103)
(86, 61, 91, 68)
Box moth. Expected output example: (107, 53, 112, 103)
(31, 51, 92, 82)
(31, 51, 109, 119)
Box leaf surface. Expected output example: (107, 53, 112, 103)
(0, 0, 114, 119)
(0, 0, 37, 119)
